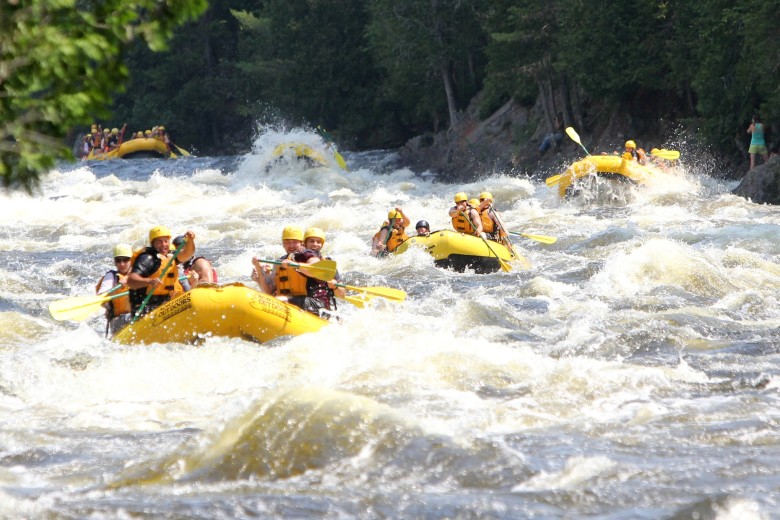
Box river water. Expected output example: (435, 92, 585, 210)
(1, 128, 778, 519)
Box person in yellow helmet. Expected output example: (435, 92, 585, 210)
(622, 140, 639, 161)
(126, 226, 196, 318)
(449, 192, 485, 238)
(303, 227, 346, 303)
(95, 243, 134, 336)
(371, 207, 411, 257)
(252, 226, 335, 315)
(173, 234, 218, 288)
(475, 191, 502, 241)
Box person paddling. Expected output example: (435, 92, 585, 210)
(252, 226, 336, 316)
(126, 226, 196, 318)
(172, 235, 218, 288)
(303, 227, 346, 305)
(371, 208, 410, 256)
(449, 192, 485, 238)
(95, 243, 133, 336)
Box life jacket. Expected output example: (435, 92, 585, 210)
(95, 270, 131, 317)
(275, 253, 309, 297)
(373, 222, 409, 252)
(128, 246, 183, 300)
(479, 209, 495, 235)
(452, 209, 478, 235)
(182, 256, 219, 283)
(622, 149, 638, 161)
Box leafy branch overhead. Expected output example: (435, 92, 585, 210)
(0, 0, 206, 191)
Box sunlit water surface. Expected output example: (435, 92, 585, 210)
(1, 128, 779, 519)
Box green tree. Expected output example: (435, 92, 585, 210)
(366, 0, 488, 132)
(0, 0, 207, 191)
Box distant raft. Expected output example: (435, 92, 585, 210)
(271, 142, 348, 170)
(549, 155, 656, 198)
(392, 229, 526, 274)
(113, 283, 328, 345)
(86, 138, 173, 160)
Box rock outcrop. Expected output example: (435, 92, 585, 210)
(732, 156, 780, 204)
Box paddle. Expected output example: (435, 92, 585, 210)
(462, 211, 511, 272)
(333, 283, 406, 301)
(172, 143, 191, 157)
(49, 290, 128, 322)
(254, 258, 337, 282)
(132, 239, 187, 322)
(650, 148, 680, 160)
(566, 126, 590, 156)
(316, 126, 347, 170)
(50, 275, 191, 323)
(342, 294, 378, 308)
(486, 205, 520, 256)
(508, 231, 557, 244)
(545, 127, 591, 187)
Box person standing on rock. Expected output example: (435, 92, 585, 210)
(748, 114, 770, 170)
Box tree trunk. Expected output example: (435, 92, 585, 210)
(442, 64, 459, 130)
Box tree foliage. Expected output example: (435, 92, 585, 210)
(3, 0, 780, 189)
(0, 0, 207, 191)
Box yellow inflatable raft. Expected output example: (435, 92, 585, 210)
(87, 138, 172, 160)
(392, 229, 526, 273)
(551, 155, 655, 197)
(113, 283, 329, 345)
(271, 142, 347, 170)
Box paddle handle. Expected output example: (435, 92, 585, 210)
(257, 258, 325, 271)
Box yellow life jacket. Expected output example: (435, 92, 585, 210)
(452, 210, 478, 235)
(479, 209, 495, 235)
(95, 271, 131, 316)
(275, 256, 309, 296)
(373, 222, 409, 252)
(129, 247, 183, 297)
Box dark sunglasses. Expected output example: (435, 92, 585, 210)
(114, 257, 131, 263)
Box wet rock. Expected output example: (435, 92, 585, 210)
(732, 156, 780, 204)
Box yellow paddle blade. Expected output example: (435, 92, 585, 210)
(49, 292, 125, 321)
(565, 126, 590, 155)
(338, 284, 406, 301)
(174, 144, 191, 157)
(650, 148, 680, 160)
(565, 126, 582, 145)
(169, 151, 178, 159)
(334, 151, 348, 170)
(545, 174, 564, 187)
(509, 231, 557, 244)
(343, 294, 377, 308)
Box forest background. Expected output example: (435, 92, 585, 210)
(2, 0, 779, 189)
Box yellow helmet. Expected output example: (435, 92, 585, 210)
(387, 210, 403, 220)
(145, 130, 152, 136)
(454, 192, 468, 203)
(111, 128, 119, 134)
(468, 198, 480, 208)
(148, 225, 172, 243)
(159, 125, 165, 131)
(479, 191, 493, 201)
(113, 243, 132, 258)
(304, 227, 326, 244)
(625, 140, 636, 149)
(103, 128, 110, 134)
(282, 226, 303, 241)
